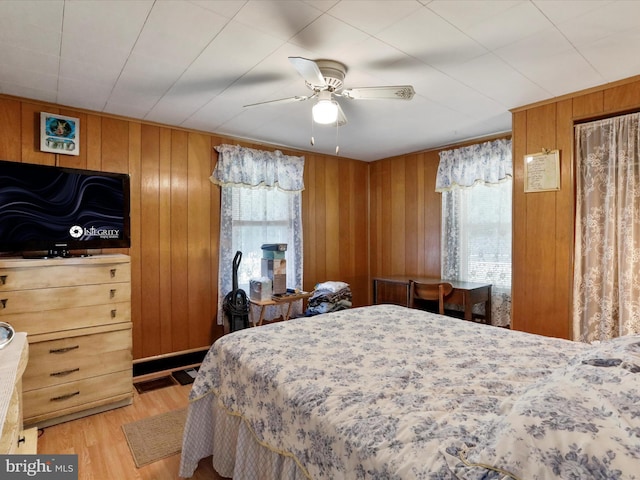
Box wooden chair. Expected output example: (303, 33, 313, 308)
(408, 281, 453, 315)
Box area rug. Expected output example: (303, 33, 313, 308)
(122, 408, 187, 467)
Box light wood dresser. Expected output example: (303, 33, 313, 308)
(0, 254, 132, 428)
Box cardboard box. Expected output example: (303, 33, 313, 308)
(261, 243, 287, 260)
(261, 258, 286, 294)
(250, 278, 273, 301)
(262, 250, 286, 260)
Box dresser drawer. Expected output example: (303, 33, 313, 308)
(0, 260, 131, 291)
(23, 370, 132, 420)
(24, 327, 132, 391)
(0, 282, 130, 315)
(2, 302, 130, 335)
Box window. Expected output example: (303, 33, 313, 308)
(437, 138, 512, 326)
(230, 186, 301, 289)
(450, 181, 512, 288)
(441, 181, 512, 326)
(211, 144, 305, 326)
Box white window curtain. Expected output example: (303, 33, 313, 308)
(437, 138, 512, 327)
(212, 144, 304, 325)
(573, 113, 640, 342)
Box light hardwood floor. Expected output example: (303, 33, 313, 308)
(37, 381, 228, 480)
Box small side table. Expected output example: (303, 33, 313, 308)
(249, 292, 312, 326)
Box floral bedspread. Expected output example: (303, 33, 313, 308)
(183, 304, 640, 479)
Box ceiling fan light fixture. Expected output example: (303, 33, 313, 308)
(312, 98, 339, 124)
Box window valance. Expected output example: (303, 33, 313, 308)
(211, 144, 305, 192)
(436, 138, 512, 192)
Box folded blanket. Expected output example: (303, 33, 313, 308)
(305, 299, 353, 316)
(309, 287, 352, 306)
(306, 282, 352, 316)
(313, 281, 349, 293)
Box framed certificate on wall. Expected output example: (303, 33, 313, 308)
(40, 112, 80, 156)
(524, 150, 560, 192)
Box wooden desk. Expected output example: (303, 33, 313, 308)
(250, 292, 312, 326)
(372, 276, 492, 324)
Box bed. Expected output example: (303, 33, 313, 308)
(179, 304, 640, 479)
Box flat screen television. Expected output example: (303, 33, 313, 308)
(0, 160, 130, 257)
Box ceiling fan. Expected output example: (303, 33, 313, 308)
(244, 57, 416, 127)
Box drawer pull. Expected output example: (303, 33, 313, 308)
(49, 345, 79, 354)
(110, 289, 116, 298)
(0, 275, 6, 285)
(110, 268, 116, 278)
(50, 391, 80, 402)
(50, 368, 80, 377)
(111, 309, 117, 318)
(0, 299, 6, 309)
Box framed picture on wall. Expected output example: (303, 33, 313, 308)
(524, 149, 560, 192)
(40, 112, 80, 156)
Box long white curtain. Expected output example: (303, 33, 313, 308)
(573, 113, 640, 342)
(437, 139, 512, 327)
(212, 144, 304, 325)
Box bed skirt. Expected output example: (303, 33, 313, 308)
(179, 393, 308, 479)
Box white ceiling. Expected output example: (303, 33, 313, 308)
(1, 0, 639, 161)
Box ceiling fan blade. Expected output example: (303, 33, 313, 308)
(289, 57, 327, 88)
(340, 85, 415, 100)
(243, 95, 311, 108)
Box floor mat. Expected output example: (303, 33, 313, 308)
(122, 408, 187, 467)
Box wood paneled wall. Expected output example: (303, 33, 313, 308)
(0, 95, 369, 360)
(368, 138, 509, 307)
(512, 75, 640, 339)
(369, 151, 442, 288)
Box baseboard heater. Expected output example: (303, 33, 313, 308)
(133, 347, 209, 377)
